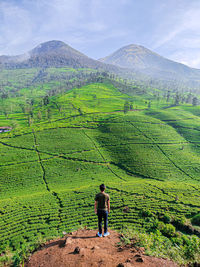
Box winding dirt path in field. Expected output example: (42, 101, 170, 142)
(26, 229, 178, 267)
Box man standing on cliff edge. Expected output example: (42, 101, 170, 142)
(94, 184, 110, 237)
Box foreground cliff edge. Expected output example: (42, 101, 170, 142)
(25, 229, 178, 267)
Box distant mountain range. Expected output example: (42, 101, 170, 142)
(1, 40, 200, 91)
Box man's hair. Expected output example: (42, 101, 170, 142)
(100, 184, 106, 192)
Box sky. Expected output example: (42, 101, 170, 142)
(1, 0, 200, 68)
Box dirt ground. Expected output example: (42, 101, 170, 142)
(25, 229, 178, 267)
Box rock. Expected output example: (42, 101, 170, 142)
(91, 245, 100, 250)
(140, 247, 145, 253)
(135, 257, 144, 262)
(117, 264, 124, 267)
(98, 260, 104, 265)
(134, 254, 144, 263)
(80, 248, 85, 256)
(59, 240, 66, 248)
(134, 254, 141, 258)
(59, 237, 74, 247)
(125, 258, 131, 263)
(130, 248, 137, 253)
(74, 246, 80, 254)
(66, 237, 73, 244)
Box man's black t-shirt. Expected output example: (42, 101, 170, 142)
(95, 192, 110, 211)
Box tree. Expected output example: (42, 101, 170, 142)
(1, 92, 8, 100)
(192, 97, 198, 106)
(166, 91, 170, 102)
(19, 104, 25, 113)
(28, 116, 33, 126)
(30, 99, 34, 106)
(29, 110, 33, 118)
(73, 92, 77, 98)
(156, 92, 160, 102)
(58, 105, 63, 115)
(123, 101, 130, 114)
(78, 108, 83, 115)
(46, 108, 51, 120)
(181, 96, 185, 104)
(26, 99, 34, 106)
(43, 95, 49, 106)
(3, 107, 8, 119)
(186, 93, 192, 104)
(37, 111, 42, 121)
(174, 93, 180, 105)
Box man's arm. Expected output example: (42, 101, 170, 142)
(107, 199, 110, 213)
(94, 200, 97, 214)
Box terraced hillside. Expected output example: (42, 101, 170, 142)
(0, 82, 200, 265)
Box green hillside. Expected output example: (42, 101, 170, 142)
(0, 82, 200, 265)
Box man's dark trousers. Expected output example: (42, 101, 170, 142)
(97, 209, 108, 234)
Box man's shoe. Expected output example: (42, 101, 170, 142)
(96, 232, 102, 237)
(103, 232, 110, 237)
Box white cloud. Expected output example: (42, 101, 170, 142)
(168, 49, 200, 69)
(35, 0, 82, 31)
(0, 0, 86, 54)
(0, 1, 33, 54)
(149, 2, 200, 68)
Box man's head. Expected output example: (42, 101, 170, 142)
(100, 184, 106, 192)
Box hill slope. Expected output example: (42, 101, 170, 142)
(0, 82, 200, 265)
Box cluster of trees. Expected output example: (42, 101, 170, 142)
(126, 74, 200, 94)
(27, 108, 52, 126)
(170, 92, 199, 106)
(123, 101, 134, 113)
(151, 90, 199, 106)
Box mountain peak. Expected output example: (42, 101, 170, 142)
(119, 43, 146, 49)
(30, 40, 69, 55)
(99, 44, 162, 70)
(119, 44, 156, 53)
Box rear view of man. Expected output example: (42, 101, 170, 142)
(94, 184, 110, 237)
